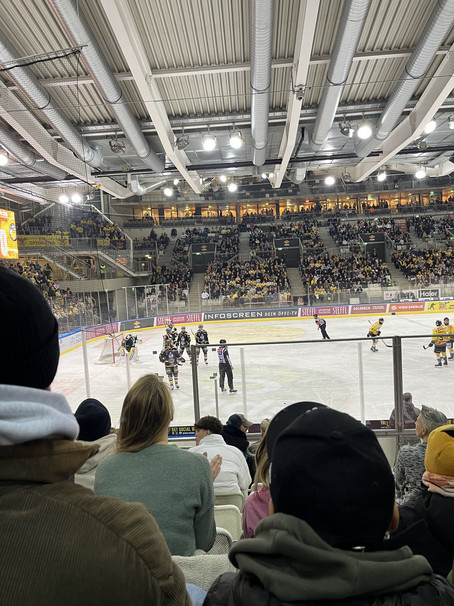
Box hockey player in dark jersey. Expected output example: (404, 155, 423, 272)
(314, 314, 330, 339)
(195, 324, 209, 365)
(177, 326, 191, 358)
(167, 322, 178, 342)
(162, 326, 176, 348)
(217, 339, 236, 393)
(159, 342, 182, 389)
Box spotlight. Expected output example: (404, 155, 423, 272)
(202, 133, 216, 151)
(175, 135, 189, 150)
(261, 173, 267, 179)
(377, 170, 387, 182)
(269, 172, 274, 178)
(163, 186, 173, 197)
(173, 179, 179, 186)
(357, 121, 373, 140)
(219, 175, 227, 183)
(339, 122, 354, 138)
(59, 194, 69, 204)
(0, 154, 8, 166)
(449, 116, 454, 130)
(418, 140, 428, 151)
(71, 193, 82, 203)
(424, 120, 436, 134)
(325, 175, 335, 186)
(415, 168, 426, 179)
(227, 182, 238, 192)
(109, 137, 126, 155)
(229, 129, 244, 149)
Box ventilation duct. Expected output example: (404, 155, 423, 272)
(51, 0, 164, 173)
(129, 175, 166, 196)
(0, 36, 102, 168)
(287, 162, 307, 184)
(250, 0, 274, 168)
(0, 123, 68, 180)
(310, 0, 371, 151)
(355, 0, 454, 157)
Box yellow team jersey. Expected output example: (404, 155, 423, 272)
(432, 326, 448, 345)
(444, 323, 454, 337)
(370, 321, 382, 336)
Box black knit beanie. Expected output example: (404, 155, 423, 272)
(0, 267, 59, 389)
(75, 398, 112, 441)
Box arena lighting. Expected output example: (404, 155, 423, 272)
(424, 120, 436, 134)
(0, 153, 8, 166)
(202, 133, 216, 151)
(71, 193, 82, 204)
(227, 182, 238, 192)
(357, 121, 373, 140)
(229, 128, 244, 149)
(59, 194, 69, 204)
(377, 170, 387, 182)
(449, 116, 454, 130)
(339, 121, 354, 138)
(163, 186, 173, 197)
(219, 175, 227, 183)
(325, 175, 335, 186)
(173, 178, 179, 186)
(415, 168, 426, 179)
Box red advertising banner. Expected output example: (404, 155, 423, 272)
(85, 323, 120, 340)
(388, 302, 425, 312)
(300, 305, 350, 317)
(350, 304, 387, 314)
(156, 313, 203, 326)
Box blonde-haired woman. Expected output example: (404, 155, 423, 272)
(242, 433, 271, 538)
(95, 374, 216, 556)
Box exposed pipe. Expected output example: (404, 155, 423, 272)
(310, 0, 371, 150)
(0, 123, 68, 180)
(128, 175, 166, 196)
(50, 0, 165, 173)
(287, 162, 307, 184)
(355, 0, 454, 157)
(0, 36, 102, 168)
(250, 0, 274, 168)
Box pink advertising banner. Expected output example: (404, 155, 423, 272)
(156, 313, 203, 326)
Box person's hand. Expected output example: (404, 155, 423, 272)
(204, 452, 222, 481)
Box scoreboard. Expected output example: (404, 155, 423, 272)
(0, 208, 18, 259)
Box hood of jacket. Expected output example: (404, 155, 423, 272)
(76, 433, 117, 475)
(228, 513, 433, 602)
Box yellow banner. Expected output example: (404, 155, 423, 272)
(0, 208, 18, 259)
(426, 300, 454, 312)
(17, 235, 70, 248)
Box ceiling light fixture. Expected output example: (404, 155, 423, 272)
(229, 128, 244, 149)
(424, 120, 436, 134)
(173, 178, 179, 186)
(59, 194, 69, 204)
(357, 121, 373, 140)
(228, 182, 238, 193)
(325, 175, 335, 186)
(71, 193, 82, 204)
(202, 132, 217, 151)
(163, 186, 173, 197)
(415, 167, 426, 179)
(175, 133, 189, 150)
(449, 116, 454, 130)
(0, 153, 8, 166)
(109, 135, 126, 155)
(339, 121, 354, 138)
(377, 169, 387, 182)
(219, 175, 227, 183)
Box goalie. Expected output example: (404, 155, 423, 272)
(368, 318, 384, 353)
(118, 334, 140, 361)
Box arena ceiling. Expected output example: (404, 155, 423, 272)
(0, 0, 453, 207)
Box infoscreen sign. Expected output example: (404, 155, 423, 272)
(0, 209, 18, 259)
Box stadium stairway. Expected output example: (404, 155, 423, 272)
(317, 225, 336, 250)
(239, 231, 250, 261)
(286, 267, 306, 299)
(189, 273, 206, 309)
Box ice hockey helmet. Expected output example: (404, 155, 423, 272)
(436, 320, 442, 326)
(166, 327, 172, 333)
(219, 339, 226, 344)
(379, 318, 384, 323)
(198, 324, 203, 329)
(167, 322, 174, 328)
(444, 317, 450, 323)
(181, 326, 186, 331)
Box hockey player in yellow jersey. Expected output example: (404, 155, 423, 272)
(368, 317, 384, 352)
(429, 320, 448, 367)
(443, 317, 454, 360)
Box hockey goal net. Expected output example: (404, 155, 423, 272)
(95, 334, 122, 365)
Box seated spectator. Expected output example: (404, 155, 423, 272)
(394, 405, 447, 505)
(189, 416, 250, 495)
(74, 398, 117, 490)
(390, 423, 454, 577)
(247, 417, 270, 456)
(389, 392, 420, 429)
(222, 413, 256, 483)
(95, 374, 216, 556)
(204, 405, 454, 605)
(242, 433, 270, 539)
(0, 267, 190, 605)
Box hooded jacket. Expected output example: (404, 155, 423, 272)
(204, 513, 454, 606)
(0, 385, 190, 606)
(74, 432, 117, 490)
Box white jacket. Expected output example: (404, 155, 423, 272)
(75, 433, 117, 490)
(189, 434, 251, 494)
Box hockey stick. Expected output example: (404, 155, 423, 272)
(367, 320, 392, 348)
(423, 344, 432, 350)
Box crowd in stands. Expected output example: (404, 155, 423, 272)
(299, 250, 392, 300)
(202, 257, 291, 304)
(410, 214, 454, 241)
(328, 217, 412, 247)
(216, 226, 240, 259)
(391, 247, 454, 285)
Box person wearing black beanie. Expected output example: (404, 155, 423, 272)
(0, 267, 190, 606)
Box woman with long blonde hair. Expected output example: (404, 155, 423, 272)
(95, 374, 216, 556)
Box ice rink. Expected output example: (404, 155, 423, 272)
(52, 312, 454, 428)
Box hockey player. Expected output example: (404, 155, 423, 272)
(159, 342, 181, 389)
(443, 317, 454, 360)
(314, 314, 330, 339)
(428, 320, 448, 367)
(177, 326, 191, 358)
(124, 333, 139, 360)
(195, 324, 209, 365)
(162, 326, 176, 348)
(368, 317, 384, 352)
(217, 339, 236, 393)
(167, 322, 178, 342)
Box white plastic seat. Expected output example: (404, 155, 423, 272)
(214, 505, 242, 541)
(214, 492, 245, 512)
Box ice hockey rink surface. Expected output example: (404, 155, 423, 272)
(53, 312, 454, 428)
